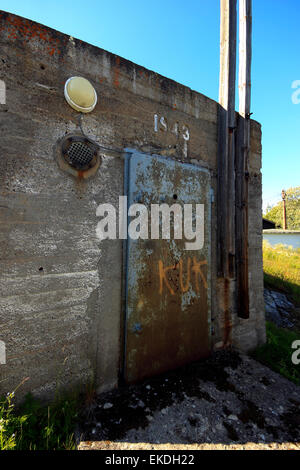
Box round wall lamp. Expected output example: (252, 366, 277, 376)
(64, 76, 97, 113)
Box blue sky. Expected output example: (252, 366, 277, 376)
(2, 0, 299, 211)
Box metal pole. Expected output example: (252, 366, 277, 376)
(218, 0, 237, 279)
(282, 189, 287, 230)
(235, 0, 252, 319)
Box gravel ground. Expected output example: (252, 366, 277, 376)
(77, 350, 300, 450)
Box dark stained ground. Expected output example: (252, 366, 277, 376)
(78, 349, 300, 448)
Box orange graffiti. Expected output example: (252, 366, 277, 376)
(192, 257, 208, 290)
(159, 257, 207, 296)
(179, 258, 191, 293)
(158, 260, 177, 296)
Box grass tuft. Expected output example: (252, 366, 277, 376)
(0, 386, 79, 450)
(253, 322, 300, 385)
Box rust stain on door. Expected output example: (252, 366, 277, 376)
(124, 152, 211, 383)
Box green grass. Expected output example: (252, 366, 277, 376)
(253, 241, 300, 385)
(0, 385, 79, 450)
(263, 241, 300, 305)
(253, 321, 300, 385)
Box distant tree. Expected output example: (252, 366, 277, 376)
(264, 187, 300, 230)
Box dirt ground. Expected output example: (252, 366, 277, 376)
(77, 350, 300, 450)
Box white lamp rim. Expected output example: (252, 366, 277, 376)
(64, 76, 97, 113)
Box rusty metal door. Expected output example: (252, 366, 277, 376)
(123, 151, 211, 383)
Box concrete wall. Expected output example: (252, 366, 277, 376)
(0, 11, 265, 401)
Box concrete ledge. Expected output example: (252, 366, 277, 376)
(78, 440, 300, 451)
(263, 230, 300, 234)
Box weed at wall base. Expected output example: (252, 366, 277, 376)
(0, 388, 79, 450)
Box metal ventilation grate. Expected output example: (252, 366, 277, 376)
(61, 135, 99, 170)
(67, 141, 94, 168)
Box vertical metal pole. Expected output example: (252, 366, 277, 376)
(218, 0, 237, 279)
(282, 189, 287, 230)
(235, 0, 252, 318)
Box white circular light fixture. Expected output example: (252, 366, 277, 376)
(64, 76, 97, 113)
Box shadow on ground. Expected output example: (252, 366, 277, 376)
(78, 350, 300, 447)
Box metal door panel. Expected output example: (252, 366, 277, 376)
(124, 152, 211, 382)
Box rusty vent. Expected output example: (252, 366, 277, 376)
(61, 135, 99, 170)
(67, 141, 94, 167)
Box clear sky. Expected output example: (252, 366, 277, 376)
(1, 0, 299, 211)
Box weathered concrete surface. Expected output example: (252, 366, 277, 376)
(0, 11, 265, 401)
